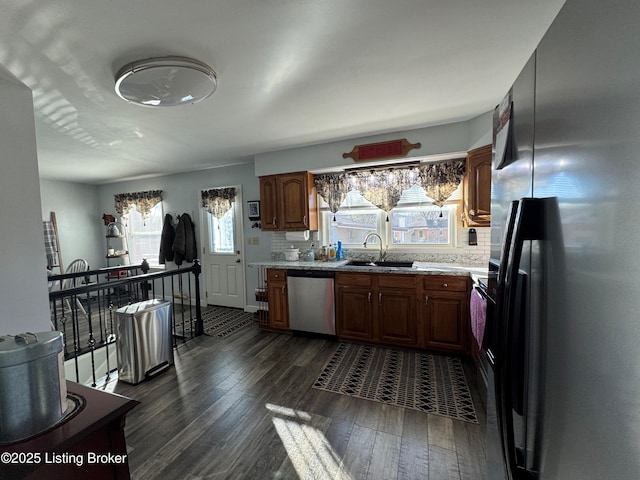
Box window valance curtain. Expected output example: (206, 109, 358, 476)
(114, 189, 163, 219)
(201, 187, 236, 219)
(312, 173, 349, 214)
(416, 160, 466, 207)
(313, 159, 465, 213)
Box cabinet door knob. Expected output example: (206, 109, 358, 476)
(368, 292, 371, 303)
(272, 216, 277, 226)
(303, 215, 307, 226)
(442, 283, 448, 288)
(425, 295, 429, 305)
(281, 286, 285, 294)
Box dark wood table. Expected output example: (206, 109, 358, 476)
(1, 381, 139, 480)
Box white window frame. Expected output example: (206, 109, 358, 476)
(122, 202, 164, 267)
(318, 191, 460, 252)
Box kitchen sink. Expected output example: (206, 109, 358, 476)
(343, 260, 414, 268)
(373, 261, 414, 268)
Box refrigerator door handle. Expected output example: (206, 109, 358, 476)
(498, 200, 521, 298)
(500, 197, 547, 479)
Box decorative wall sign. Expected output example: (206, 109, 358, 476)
(342, 138, 421, 162)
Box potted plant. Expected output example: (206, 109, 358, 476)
(107, 245, 115, 256)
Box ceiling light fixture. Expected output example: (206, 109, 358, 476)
(114, 56, 217, 107)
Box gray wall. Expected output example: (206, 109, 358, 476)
(96, 161, 270, 309)
(0, 72, 51, 335)
(39, 179, 103, 270)
(254, 112, 492, 176)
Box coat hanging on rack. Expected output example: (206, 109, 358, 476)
(159, 214, 176, 264)
(172, 213, 197, 266)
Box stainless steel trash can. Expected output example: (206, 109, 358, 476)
(115, 299, 173, 384)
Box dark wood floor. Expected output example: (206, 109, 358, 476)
(109, 322, 488, 480)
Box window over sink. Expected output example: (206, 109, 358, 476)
(319, 184, 459, 250)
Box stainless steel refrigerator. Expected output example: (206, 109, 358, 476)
(485, 0, 640, 478)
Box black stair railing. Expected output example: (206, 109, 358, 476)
(48, 260, 202, 386)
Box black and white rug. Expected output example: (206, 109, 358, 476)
(313, 342, 478, 423)
(203, 307, 254, 338)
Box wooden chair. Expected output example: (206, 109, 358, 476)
(62, 259, 90, 316)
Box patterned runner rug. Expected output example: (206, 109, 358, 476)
(313, 342, 478, 423)
(202, 307, 254, 338)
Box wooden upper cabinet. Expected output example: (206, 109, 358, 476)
(463, 144, 492, 227)
(259, 171, 318, 231)
(259, 175, 279, 231)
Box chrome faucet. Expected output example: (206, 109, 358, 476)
(363, 232, 387, 262)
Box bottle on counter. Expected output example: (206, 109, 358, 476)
(329, 244, 336, 261)
(321, 246, 328, 261)
(336, 241, 344, 261)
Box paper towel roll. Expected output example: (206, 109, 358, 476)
(285, 230, 310, 241)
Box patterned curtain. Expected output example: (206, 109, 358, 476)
(313, 173, 349, 215)
(114, 190, 162, 219)
(201, 187, 236, 219)
(313, 159, 465, 216)
(348, 170, 406, 220)
(416, 159, 466, 207)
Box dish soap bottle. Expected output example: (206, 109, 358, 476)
(329, 244, 336, 261)
(336, 241, 344, 261)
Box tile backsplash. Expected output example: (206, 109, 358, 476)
(270, 227, 490, 265)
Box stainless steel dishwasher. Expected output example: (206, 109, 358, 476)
(286, 269, 335, 335)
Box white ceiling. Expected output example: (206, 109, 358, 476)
(0, 0, 564, 185)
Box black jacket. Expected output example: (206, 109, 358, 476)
(159, 214, 176, 264)
(172, 213, 197, 266)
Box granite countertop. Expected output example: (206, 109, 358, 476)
(248, 259, 488, 280)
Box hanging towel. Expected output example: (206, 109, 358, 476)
(43, 221, 59, 269)
(172, 213, 197, 265)
(159, 214, 176, 264)
(470, 287, 487, 349)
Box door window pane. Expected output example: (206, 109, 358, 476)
(207, 208, 235, 254)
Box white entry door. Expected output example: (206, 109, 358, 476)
(201, 187, 245, 308)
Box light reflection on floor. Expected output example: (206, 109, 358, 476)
(266, 403, 352, 480)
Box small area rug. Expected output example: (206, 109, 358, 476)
(202, 307, 254, 338)
(313, 342, 478, 423)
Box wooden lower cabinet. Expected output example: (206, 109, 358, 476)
(377, 277, 419, 347)
(335, 272, 374, 341)
(266, 268, 289, 330)
(336, 272, 419, 347)
(336, 272, 471, 354)
(336, 285, 375, 341)
(421, 276, 470, 354)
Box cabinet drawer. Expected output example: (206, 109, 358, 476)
(378, 274, 416, 289)
(423, 275, 468, 292)
(336, 272, 372, 287)
(267, 269, 287, 281)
